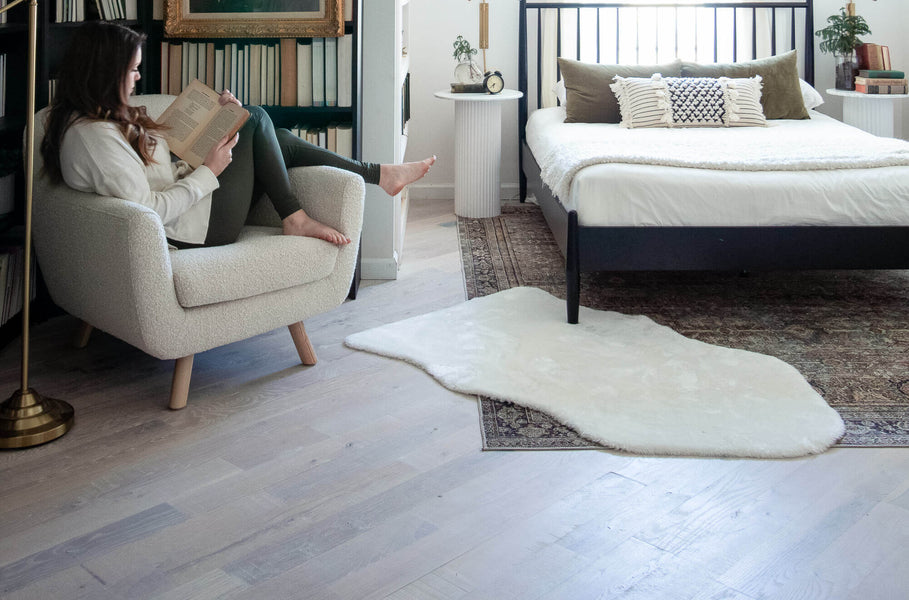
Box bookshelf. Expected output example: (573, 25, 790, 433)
(0, 0, 365, 347)
(361, 0, 411, 279)
(0, 0, 96, 349)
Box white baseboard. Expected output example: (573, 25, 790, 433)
(406, 183, 523, 202)
(361, 257, 398, 280)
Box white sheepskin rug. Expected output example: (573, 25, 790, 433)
(345, 287, 845, 458)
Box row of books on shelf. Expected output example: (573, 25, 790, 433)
(160, 35, 354, 108)
(54, 0, 137, 22)
(854, 69, 907, 95)
(288, 122, 354, 158)
(0, 247, 37, 328)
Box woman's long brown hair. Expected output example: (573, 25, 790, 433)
(40, 21, 164, 183)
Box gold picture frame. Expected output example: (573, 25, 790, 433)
(165, 0, 344, 38)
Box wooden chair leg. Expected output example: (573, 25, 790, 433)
(288, 322, 318, 365)
(73, 321, 93, 348)
(169, 355, 194, 410)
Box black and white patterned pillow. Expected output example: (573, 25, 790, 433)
(610, 74, 766, 128)
(668, 77, 726, 125)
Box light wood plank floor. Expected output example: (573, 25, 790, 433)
(2, 198, 908, 600)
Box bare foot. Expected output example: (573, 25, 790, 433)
(379, 156, 436, 196)
(282, 209, 350, 245)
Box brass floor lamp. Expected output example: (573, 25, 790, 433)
(0, 0, 74, 449)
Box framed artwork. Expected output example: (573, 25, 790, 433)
(165, 0, 344, 38)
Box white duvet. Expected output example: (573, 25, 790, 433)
(526, 107, 909, 228)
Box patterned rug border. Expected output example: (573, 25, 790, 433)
(459, 203, 909, 451)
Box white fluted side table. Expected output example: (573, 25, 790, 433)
(434, 89, 523, 218)
(826, 88, 908, 138)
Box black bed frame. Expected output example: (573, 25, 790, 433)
(517, 0, 909, 323)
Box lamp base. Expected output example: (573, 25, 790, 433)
(0, 388, 74, 449)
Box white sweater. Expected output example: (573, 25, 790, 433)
(60, 119, 220, 244)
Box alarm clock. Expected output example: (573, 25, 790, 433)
(483, 70, 504, 94)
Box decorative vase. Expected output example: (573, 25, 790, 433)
(454, 59, 483, 85)
(835, 55, 858, 90)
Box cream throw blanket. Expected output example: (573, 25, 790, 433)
(539, 115, 909, 201)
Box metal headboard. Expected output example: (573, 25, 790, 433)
(518, 0, 815, 128)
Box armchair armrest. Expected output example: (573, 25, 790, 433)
(246, 166, 366, 242)
(32, 181, 185, 349)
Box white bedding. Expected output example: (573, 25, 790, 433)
(525, 106, 909, 227)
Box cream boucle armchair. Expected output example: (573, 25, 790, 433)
(31, 95, 365, 409)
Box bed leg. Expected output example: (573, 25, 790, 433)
(566, 210, 580, 324)
(519, 171, 527, 202)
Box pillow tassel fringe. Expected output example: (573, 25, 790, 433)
(652, 74, 674, 126)
(722, 77, 741, 126)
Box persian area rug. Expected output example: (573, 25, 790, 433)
(346, 287, 844, 458)
(459, 202, 909, 449)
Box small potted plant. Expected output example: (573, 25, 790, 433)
(816, 6, 872, 90)
(452, 35, 483, 85)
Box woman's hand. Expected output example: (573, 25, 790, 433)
(219, 89, 242, 107)
(202, 132, 239, 177)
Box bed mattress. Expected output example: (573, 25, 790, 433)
(525, 106, 909, 228)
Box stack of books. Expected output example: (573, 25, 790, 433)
(854, 70, 907, 95)
(855, 43, 906, 94)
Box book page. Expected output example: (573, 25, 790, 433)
(188, 104, 248, 164)
(157, 79, 249, 168)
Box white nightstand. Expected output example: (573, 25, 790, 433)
(826, 88, 908, 138)
(434, 89, 523, 218)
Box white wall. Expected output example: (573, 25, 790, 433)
(406, 0, 521, 200)
(813, 0, 909, 139)
(404, 0, 908, 202)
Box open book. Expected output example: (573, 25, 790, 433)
(157, 79, 249, 169)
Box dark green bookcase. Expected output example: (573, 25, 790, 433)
(0, 0, 363, 348)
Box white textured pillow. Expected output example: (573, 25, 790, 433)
(610, 74, 767, 128)
(799, 79, 824, 110)
(554, 79, 567, 105)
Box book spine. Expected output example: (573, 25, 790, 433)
(280, 38, 297, 107)
(205, 43, 216, 90)
(182, 41, 191, 93)
(855, 83, 908, 94)
(325, 37, 337, 107)
(168, 43, 182, 95)
(337, 33, 352, 108)
(854, 77, 907, 86)
(249, 44, 261, 106)
(266, 44, 276, 106)
(859, 70, 905, 79)
(259, 44, 268, 108)
(312, 38, 325, 107)
(229, 43, 238, 96)
(857, 43, 884, 71)
(298, 40, 313, 108)
(160, 42, 169, 94)
(215, 47, 224, 93)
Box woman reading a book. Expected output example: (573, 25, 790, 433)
(41, 21, 435, 247)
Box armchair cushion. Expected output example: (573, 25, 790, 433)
(170, 226, 339, 308)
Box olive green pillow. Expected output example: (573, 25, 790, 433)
(558, 57, 682, 123)
(680, 50, 809, 119)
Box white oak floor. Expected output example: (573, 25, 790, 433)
(1, 197, 908, 600)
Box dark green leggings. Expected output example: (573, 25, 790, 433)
(179, 106, 380, 247)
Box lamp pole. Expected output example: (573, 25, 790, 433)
(0, 0, 75, 449)
(479, 0, 488, 73)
